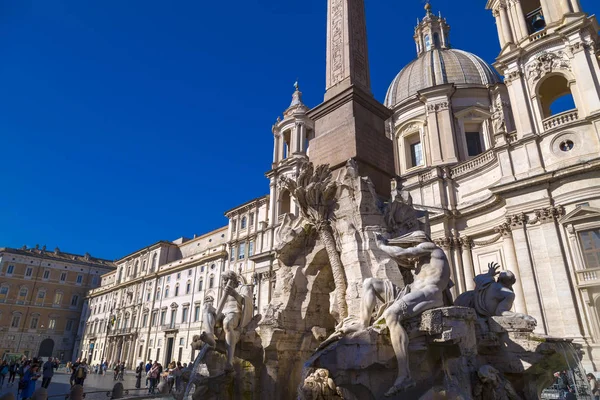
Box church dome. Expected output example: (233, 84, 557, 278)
(384, 48, 501, 108)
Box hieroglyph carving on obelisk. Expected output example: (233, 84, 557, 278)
(326, 0, 371, 95)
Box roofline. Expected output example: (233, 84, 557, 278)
(224, 195, 269, 217)
(114, 240, 176, 263)
(177, 226, 228, 247)
(0, 247, 115, 268)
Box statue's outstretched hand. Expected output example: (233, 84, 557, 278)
(487, 262, 501, 276)
(374, 233, 388, 246)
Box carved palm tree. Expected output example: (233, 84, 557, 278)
(279, 162, 348, 320)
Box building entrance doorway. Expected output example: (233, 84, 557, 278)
(165, 338, 174, 366)
(38, 339, 54, 358)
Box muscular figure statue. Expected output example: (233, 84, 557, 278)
(370, 231, 452, 397)
(199, 271, 252, 371)
(455, 262, 535, 323)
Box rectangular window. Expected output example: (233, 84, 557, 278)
(410, 141, 424, 167)
(232, 220, 237, 232)
(248, 241, 254, 257)
(30, 317, 39, 329)
(160, 311, 166, 325)
(182, 307, 189, 323)
(201, 266, 205, 273)
(249, 212, 254, 225)
(48, 318, 56, 329)
(66, 320, 74, 331)
(158, 339, 163, 347)
(176, 273, 181, 279)
(71, 295, 79, 307)
(167, 276, 171, 282)
(7, 265, 14, 275)
(238, 243, 245, 260)
(188, 269, 192, 276)
(194, 306, 201, 322)
(580, 229, 600, 269)
(151, 312, 157, 327)
(186, 282, 191, 294)
(11, 315, 21, 328)
(76, 275, 83, 284)
(25, 267, 33, 278)
(91, 276, 98, 285)
(142, 314, 148, 327)
(138, 345, 143, 357)
(43, 270, 50, 280)
(150, 339, 154, 347)
(230, 248, 235, 261)
(147, 292, 151, 301)
(54, 292, 63, 306)
(179, 338, 185, 346)
(60, 272, 67, 282)
(466, 131, 483, 157)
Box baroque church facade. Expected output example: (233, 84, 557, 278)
(80, 0, 600, 372)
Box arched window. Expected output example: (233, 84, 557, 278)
(165, 286, 170, 298)
(241, 216, 247, 229)
(209, 275, 214, 289)
(151, 254, 158, 272)
(36, 289, 46, 305)
(198, 278, 204, 292)
(424, 34, 431, 51)
(175, 284, 180, 297)
(538, 74, 577, 119)
(17, 287, 28, 304)
(155, 289, 161, 301)
(279, 190, 291, 215)
(433, 32, 440, 47)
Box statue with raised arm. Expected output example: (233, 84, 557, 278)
(198, 271, 253, 371)
(455, 262, 535, 324)
(369, 231, 452, 396)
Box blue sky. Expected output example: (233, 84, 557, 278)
(0, 0, 597, 260)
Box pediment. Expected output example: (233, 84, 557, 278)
(454, 106, 492, 120)
(560, 206, 600, 225)
(170, 302, 179, 308)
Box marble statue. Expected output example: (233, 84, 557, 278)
(198, 271, 253, 370)
(371, 230, 452, 396)
(455, 262, 535, 323)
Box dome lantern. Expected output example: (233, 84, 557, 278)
(414, 2, 450, 56)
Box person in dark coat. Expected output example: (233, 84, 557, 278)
(41, 358, 54, 389)
(135, 362, 144, 389)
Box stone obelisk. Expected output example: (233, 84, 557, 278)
(308, 0, 394, 195)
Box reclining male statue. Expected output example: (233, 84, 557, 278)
(455, 262, 536, 324)
(324, 231, 452, 397)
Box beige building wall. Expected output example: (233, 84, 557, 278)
(0, 247, 114, 361)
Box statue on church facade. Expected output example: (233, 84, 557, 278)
(455, 262, 536, 324)
(196, 271, 253, 371)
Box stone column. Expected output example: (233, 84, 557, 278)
(570, 0, 581, 13)
(535, 206, 581, 337)
(460, 237, 475, 291)
(570, 44, 600, 117)
(499, 4, 514, 45)
(508, 2, 521, 42)
(293, 122, 302, 154)
(513, 0, 529, 40)
(509, 213, 547, 334)
(452, 238, 466, 295)
(272, 130, 280, 164)
(559, 0, 572, 14)
(496, 222, 527, 314)
(538, 0, 555, 25)
(437, 238, 458, 299)
(494, 9, 506, 48)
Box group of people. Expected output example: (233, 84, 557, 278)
(67, 359, 88, 388)
(139, 359, 188, 394)
(0, 357, 58, 400)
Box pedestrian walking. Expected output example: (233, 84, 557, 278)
(8, 362, 17, 386)
(144, 360, 152, 388)
(0, 361, 8, 388)
(135, 362, 143, 389)
(19, 363, 40, 400)
(41, 358, 54, 389)
(73, 359, 87, 386)
(148, 362, 159, 394)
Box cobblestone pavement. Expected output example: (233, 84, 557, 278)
(0, 370, 147, 400)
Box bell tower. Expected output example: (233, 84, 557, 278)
(487, 0, 600, 138)
(307, 0, 394, 195)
